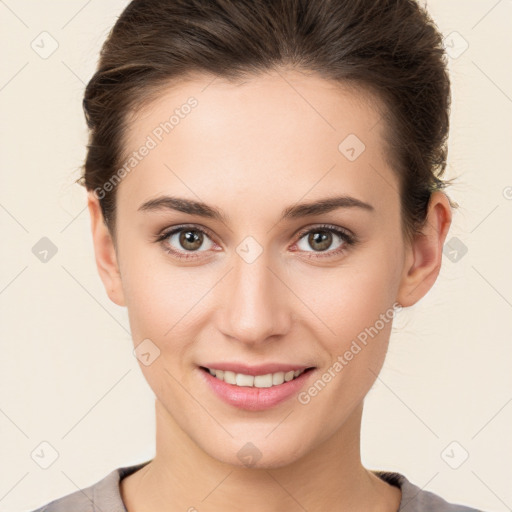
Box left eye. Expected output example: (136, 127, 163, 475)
(294, 226, 353, 255)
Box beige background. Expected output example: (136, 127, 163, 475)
(1, 1, 511, 511)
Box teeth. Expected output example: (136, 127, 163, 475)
(236, 373, 254, 387)
(206, 367, 307, 388)
(284, 371, 294, 382)
(272, 372, 284, 385)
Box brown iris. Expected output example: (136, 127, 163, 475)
(307, 230, 332, 252)
(179, 230, 204, 251)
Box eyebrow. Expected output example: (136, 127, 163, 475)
(138, 194, 375, 223)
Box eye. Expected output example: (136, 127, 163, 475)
(292, 224, 356, 258)
(155, 225, 216, 260)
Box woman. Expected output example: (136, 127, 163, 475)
(31, 0, 484, 510)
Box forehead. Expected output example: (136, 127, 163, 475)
(117, 69, 398, 219)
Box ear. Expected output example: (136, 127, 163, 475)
(396, 191, 453, 308)
(87, 191, 126, 307)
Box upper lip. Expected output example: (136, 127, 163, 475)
(200, 362, 315, 376)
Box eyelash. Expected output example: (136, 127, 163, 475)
(154, 223, 357, 261)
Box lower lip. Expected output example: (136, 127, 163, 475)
(198, 367, 316, 411)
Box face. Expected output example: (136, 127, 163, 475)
(88, 68, 450, 468)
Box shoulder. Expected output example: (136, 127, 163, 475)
(373, 470, 485, 512)
(28, 461, 151, 512)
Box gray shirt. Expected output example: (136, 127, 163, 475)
(30, 460, 484, 512)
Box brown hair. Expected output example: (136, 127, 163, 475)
(78, 0, 457, 245)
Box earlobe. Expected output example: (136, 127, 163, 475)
(87, 191, 126, 307)
(396, 191, 453, 308)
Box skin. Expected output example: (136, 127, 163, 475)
(87, 68, 452, 512)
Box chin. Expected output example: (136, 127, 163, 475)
(199, 434, 312, 470)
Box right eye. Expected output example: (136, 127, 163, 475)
(155, 225, 217, 260)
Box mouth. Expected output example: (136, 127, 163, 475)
(199, 365, 316, 389)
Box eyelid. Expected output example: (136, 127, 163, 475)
(294, 223, 355, 242)
(155, 223, 218, 244)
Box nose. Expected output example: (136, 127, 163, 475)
(216, 251, 293, 347)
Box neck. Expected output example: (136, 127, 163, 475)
(120, 399, 401, 512)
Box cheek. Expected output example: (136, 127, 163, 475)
(120, 248, 215, 348)
(298, 256, 399, 336)
(300, 271, 397, 418)
(294, 244, 401, 376)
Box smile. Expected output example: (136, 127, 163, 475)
(201, 366, 314, 388)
